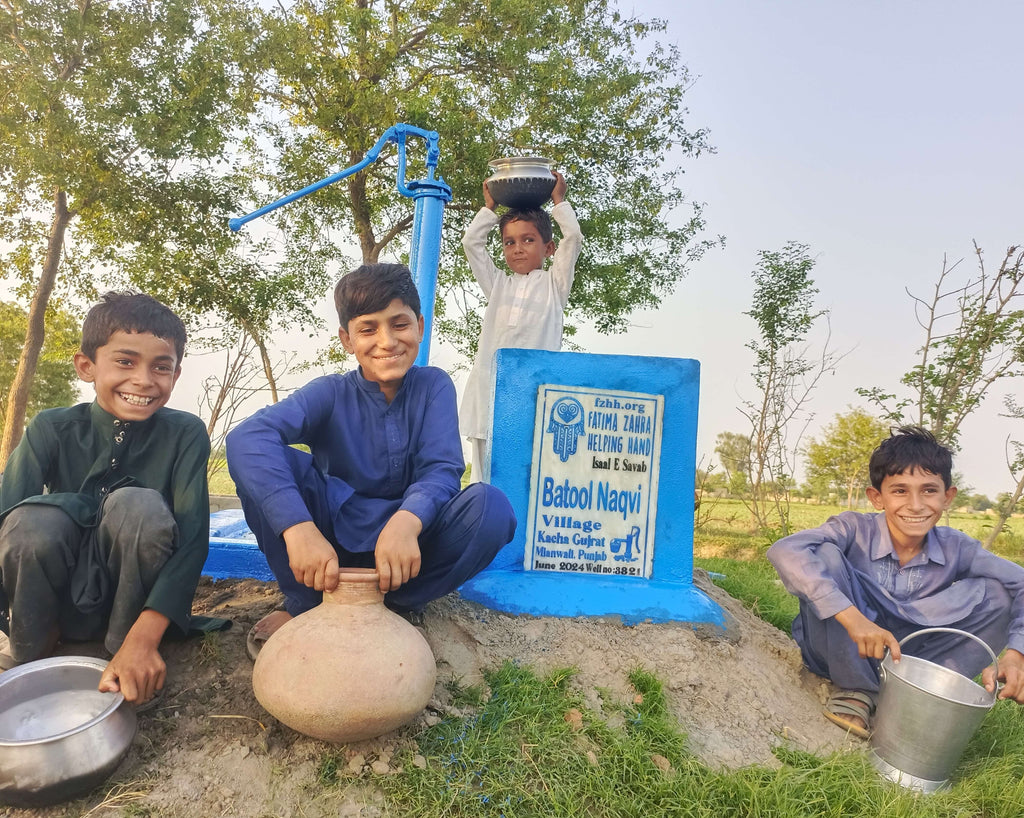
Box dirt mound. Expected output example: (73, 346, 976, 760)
(4, 572, 856, 817)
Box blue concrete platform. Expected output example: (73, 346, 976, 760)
(459, 569, 728, 627)
(204, 509, 274, 581)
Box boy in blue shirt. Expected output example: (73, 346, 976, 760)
(227, 263, 516, 654)
(0, 292, 210, 707)
(768, 426, 1024, 738)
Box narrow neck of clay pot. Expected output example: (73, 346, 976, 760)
(324, 568, 385, 606)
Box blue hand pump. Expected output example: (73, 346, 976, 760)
(229, 124, 452, 366)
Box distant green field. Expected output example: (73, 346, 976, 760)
(695, 497, 1024, 563)
(207, 458, 235, 496)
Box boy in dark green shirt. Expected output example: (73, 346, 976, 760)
(0, 292, 210, 707)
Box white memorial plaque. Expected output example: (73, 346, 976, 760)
(524, 384, 663, 578)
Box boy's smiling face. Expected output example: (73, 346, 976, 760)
(74, 330, 181, 422)
(501, 218, 555, 275)
(866, 467, 957, 551)
(338, 298, 423, 402)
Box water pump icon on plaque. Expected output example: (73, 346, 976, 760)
(525, 385, 662, 580)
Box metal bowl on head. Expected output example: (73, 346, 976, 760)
(0, 655, 137, 808)
(487, 156, 557, 209)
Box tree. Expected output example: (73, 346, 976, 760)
(0, 0, 254, 463)
(197, 327, 300, 484)
(855, 242, 1024, 547)
(244, 0, 718, 360)
(968, 494, 994, 512)
(713, 431, 751, 497)
(804, 408, 888, 508)
(0, 300, 79, 421)
(740, 242, 842, 535)
(858, 243, 1024, 450)
(982, 395, 1024, 547)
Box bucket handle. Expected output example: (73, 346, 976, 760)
(894, 627, 1000, 693)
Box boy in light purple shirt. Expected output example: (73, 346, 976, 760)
(768, 426, 1024, 738)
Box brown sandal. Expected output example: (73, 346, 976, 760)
(245, 610, 292, 662)
(823, 690, 875, 739)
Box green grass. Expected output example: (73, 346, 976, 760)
(207, 458, 236, 496)
(696, 556, 798, 633)
(277, 497, 1024, 816)
(354, 661, 1024, 817)
(199, 486, 1024, 813)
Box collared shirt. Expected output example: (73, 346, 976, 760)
(767, 510, 1024, 654)
(459, 202, 584, 439)
(225, 366, 463, 550)
(0, 401, 210, 635)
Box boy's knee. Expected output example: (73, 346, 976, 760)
(974, 577, 1012, 634)
(103, 486, 167, 513)
(464, 483, 516, 540)
(100, 488, 176, 560)
(0, 505, 78, 562)
(981, 577, 1012, 610)
(103, 487, 173, 528)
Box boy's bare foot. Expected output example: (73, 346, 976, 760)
(0, 633, 16, 671)
(823, 690, 875, 739)
(246, 610, 293, 662)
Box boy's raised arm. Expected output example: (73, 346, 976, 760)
(482, 179, 497, 211)
(461, 206, 502, 296)
(551, 170, 567, 205)
(548, 174, 583, 303)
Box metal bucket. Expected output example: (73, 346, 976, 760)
(870, 627, 997, 792)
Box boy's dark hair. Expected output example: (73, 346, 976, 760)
(499, 208, 553, 244)
(868, 426, 953, 489)
(334, 263, 421, 327)
(80, 291, 187, 364)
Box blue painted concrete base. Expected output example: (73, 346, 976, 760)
(204, 509, 274, 582)
(458, 569, 727, 628)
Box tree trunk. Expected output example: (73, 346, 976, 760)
(0, 189, 72, 465)
(240, 321, 278, 404)
(983, 472, 1024, 550)
(348, 166, 379, 264)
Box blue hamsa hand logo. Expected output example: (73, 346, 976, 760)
(548, 397, 585, 462)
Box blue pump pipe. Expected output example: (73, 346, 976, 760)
(229, 124, 452, 366)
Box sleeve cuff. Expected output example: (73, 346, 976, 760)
(263, 487, 318, 536)
(399, 493, 437, 532)
(809, 589, 855, 621)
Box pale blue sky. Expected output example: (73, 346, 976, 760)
(170, 1, 1024, 497)
(573, 0, 1024, 496)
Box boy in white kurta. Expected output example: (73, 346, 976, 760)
(459, 171, 584, 482)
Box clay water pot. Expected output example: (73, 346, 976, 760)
(251, 568, 437, 742)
